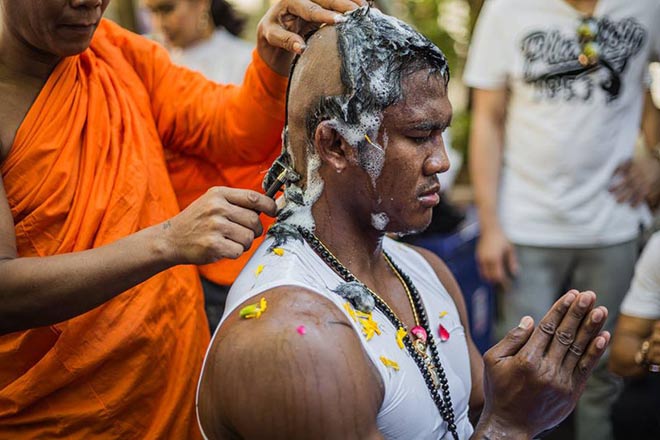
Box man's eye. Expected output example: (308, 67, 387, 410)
(411, 136, 430, 144)
(409, 133, 433, 144)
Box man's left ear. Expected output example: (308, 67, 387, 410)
(314, 121, 358, 173)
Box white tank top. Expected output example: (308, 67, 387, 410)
(197, 235, 475, 440)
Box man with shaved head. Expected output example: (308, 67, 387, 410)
(198, 8, 611, 439)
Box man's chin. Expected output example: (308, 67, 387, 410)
(54, 26, 99, 56)
(45, 37, 92, 58)
(387, 218, 432, 238)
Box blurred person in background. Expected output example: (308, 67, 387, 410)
(609, 230, 660, 440)
(464, 0, 660, 439)
(144, 0, 252, 84)
(144, 0, 275, 330)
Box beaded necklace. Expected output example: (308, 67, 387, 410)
(298, 227, 459, 440)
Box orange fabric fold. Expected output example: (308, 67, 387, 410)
(166, 154, 279, 286)
(0, 20, 286, 439)
(162, 49, 285, 285)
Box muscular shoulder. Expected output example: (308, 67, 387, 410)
(198, 287, 384, 440)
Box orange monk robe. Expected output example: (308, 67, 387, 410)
(0, 19, 287, 439)
(165, 150, 279, 286)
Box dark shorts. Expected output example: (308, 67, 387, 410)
(612, 374, 660, 440)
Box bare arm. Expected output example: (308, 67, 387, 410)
(609, 91, 660, 207)
(642, 90, 659, 152)
(414, 246, 485, 418)
(198, 288, 384, 440)
(642, 90, 660, 207)
(0, 182, 276, 334)
(468, 87, 518, 285)
(609, 314, 659, 377)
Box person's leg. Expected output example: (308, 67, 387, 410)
(572, 239, 638, 440)
(496, 245, 573, 339)
(201, 277, 231, 333)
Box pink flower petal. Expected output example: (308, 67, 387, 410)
(438, 324, 450, 342)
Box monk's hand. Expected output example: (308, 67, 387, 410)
(256, 0, 364, 75)
(162, 187, 277, 265)
(476, 290, 609, 439)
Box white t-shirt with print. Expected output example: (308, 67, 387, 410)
(464, 0, 660, 247)
(620, 232, 660, 319)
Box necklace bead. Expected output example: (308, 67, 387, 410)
(297, 226, 459, 440)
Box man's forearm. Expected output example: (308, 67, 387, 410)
(468, 94, 506, 233)
(0, 223, 173, 334)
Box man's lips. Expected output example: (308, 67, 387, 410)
(417, 185, 441, 207)
(60, 19, 100, 31)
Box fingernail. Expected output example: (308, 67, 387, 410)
(518, 316, 533, 329)
(564, 292, 577, 306)
(596, 337, 606, 350)
(293, 42, 306, 53)
(592, 309, 603, 323)
(579, 293, 591, 307)
(334, 14, 347, 23)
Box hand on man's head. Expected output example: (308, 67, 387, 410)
(256, 0, 365, 75)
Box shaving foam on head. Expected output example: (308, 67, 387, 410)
(280, 7, 449, 231)
(326, 112, 387, 187)
(359, 140, 386, 188)
(311, 7, 448, 189)
(280, 153, 324, 230)
(328, 113, 382, 148)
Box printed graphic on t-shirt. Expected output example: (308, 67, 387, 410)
(520, 17, 646, 102)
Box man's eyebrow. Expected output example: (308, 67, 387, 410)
(407, 116, 453, 131)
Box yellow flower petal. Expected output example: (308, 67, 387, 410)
(239, 304, 258, 319)
(255, 264, 264, 276)
(359, 314, 381, 340)
(343, 302, 357, 322)
(439, 311, 448, 318)
(239, 297, 267, 319)
(380, 356, 400, 371)
(396, 327, 407, 349)
(355, 310, 371, 319)
(272, 248, 285, 256)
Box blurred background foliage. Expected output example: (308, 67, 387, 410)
(108, 0, 486, 179)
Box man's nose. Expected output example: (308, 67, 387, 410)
(424, 145, 450, 176)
